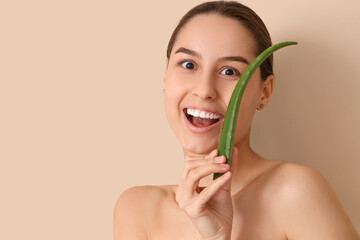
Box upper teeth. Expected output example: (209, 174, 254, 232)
(186, 108, 221, 119)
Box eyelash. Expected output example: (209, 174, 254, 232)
(220, 66, 241, 77)
(177, 59, 241, 77)
(177, 59, 197, 70)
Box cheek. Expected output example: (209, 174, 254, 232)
(164, 79, 183, 112)
(241, 71, 263, 109)
(163, 74, 187, 126)
(164, 69, 195, 107)
(215, 80, 238, 108)
(243, 85, 261, 110)
(164, 91, 180, 139)
(232, 76, 262, 140)
(164, 86, 179, 121)
(218, 76, 261, 112)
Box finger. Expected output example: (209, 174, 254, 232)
(185, 162, 230, 197)
(185, 155, 226, 172)
(181, 154, 225, 183)
(179, 149, 222, 201)
(195, 171, 232, 208)
(186, 162, 229, 194)
(178, 155, 225, 203)
(184, 149, 218, 162)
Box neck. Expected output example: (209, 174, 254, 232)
(230, 139, 262, 195)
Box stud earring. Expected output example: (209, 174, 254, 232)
(260, 104, 264, 109)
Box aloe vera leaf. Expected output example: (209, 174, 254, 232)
(213, 41, 297, 180)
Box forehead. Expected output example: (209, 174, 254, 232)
(172, 14, 256, 60)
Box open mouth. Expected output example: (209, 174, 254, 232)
(183, 108, 223, 128)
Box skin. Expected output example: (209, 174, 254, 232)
(114, 14, 359, 240)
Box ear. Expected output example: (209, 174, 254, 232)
(257, 74, 274, 110)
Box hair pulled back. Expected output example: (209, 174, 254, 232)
(166, 1, 273, 80)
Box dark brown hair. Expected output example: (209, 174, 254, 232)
(166, 1, 273, 80)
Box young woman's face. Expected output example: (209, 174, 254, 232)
(164, 14, 270, 155)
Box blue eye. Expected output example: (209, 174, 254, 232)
(181, 61, 195, 70)
(220, 68, 236, 76)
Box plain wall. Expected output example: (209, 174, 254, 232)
(1, 0, 359, 239)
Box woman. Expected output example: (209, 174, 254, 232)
(114, 1, 359, 239)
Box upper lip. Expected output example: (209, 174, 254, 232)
(183, 106, 224, 118)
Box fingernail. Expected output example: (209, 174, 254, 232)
(214, 156, 223, 163)
(223, 171, 231, 177)
(220, 163, 229, 168)
(209, 149, 218, 157)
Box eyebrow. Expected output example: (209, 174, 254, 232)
(219, 56, 249, 65)
(175, 47, 202, 59)
(174, 47, 249, 65)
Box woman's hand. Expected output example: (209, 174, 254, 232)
(175, 148, 238, 240)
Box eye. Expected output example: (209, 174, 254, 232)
(181, 61, 195, 70)
(220, 68, 237, 76)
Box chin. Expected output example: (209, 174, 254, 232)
(180, 135, 219, 155)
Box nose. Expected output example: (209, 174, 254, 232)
(192, 72, 217, 100)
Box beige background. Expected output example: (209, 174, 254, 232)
(1, 0, 359, 239)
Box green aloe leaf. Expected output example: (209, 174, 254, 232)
(213, 41, 297, 180)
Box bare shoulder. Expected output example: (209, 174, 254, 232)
(115, 185, 174, 206)
(265, 161, 331, 194)
(114, 184, 175, 218)
(113, 185, 176, 240)
(266, 162, 346, 205)
(264, 162, 359, 239)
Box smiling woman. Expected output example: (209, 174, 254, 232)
(113, 1, 359, 239)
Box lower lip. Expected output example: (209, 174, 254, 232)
(183, 111, 224, 134)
